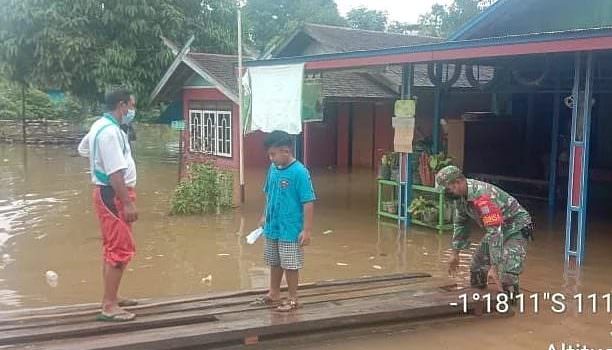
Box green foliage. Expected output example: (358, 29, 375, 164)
(418, 0, 492, 37)
(0, 0, 241, 105)
(0, 78, 88, 121)
(60, 94, 86, 121)
(346, 7, 388, 32)
(246, 0, 346, 51)
(135, 108, 162, 124)
(418, 4, 449, 37)
(0, 79, 19, 119)
(387, 21, 421, 35)
(408, 196, 438, 221)
(428, 153, 453, 173)
(170, 163, 233, 215)
(25, 88, 57, 119)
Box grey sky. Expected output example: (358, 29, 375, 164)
(335, 0, 454, 24)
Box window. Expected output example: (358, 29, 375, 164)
(189, 109, 233, 157)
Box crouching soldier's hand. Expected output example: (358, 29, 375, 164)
(448, 251, 460, 276)
(487, 265, 503, 292)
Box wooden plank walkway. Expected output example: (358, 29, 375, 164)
(0, 273, 494, 350)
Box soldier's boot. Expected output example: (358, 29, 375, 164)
(470, 270, 487, 289)
(502, 281, 520, 305)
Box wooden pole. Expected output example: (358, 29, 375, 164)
(548, 70, 561, 219)
(433, 88, 443, 154)
(178, 128, 183, 183)
(237, 4, 245, 203)
(21, 83, 26, 143)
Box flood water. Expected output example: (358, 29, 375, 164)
(0, 124, 610, 348)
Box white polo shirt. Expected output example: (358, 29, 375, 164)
(78, 115, 137, 187)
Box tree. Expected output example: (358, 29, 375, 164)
(0, 0, 46, 140)
(0, 77, 87, 121)
(245, 0, 346, 51)
(418, 0, 492, 37)
(387, 21, 422, 35)
(346, 7, 388, 32)
(0, 0, 241, 109)
(418, 4, 449, 37)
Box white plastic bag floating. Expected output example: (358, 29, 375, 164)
(246, 227, 263, 245)
(201, 274, 213, 285)
(45, 270, 59, 287)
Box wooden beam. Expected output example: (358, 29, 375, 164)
(20, 289, 479, 350)
(304, 36, 612, 71)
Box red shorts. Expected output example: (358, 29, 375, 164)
(93, 186, 136, 266)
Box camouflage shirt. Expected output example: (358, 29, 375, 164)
(452, 179, 532, 259)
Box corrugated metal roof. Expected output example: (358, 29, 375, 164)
(246, 27, 612, 68)
(451, 0, 612, 41)
(301, 23, 441, 52)
(188, 53, 239, 95)
(321, 71, 397, 99)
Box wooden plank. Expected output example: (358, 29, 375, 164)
(0, 273, 430, 320)
(15, 289, 479, 350)
(0, 274, 435, 328)
(0, 279, 455, 345)
(0, 277, 448, 331)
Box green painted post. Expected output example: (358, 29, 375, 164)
(377, 181, 382, 216)
(438, 189, 444, 234)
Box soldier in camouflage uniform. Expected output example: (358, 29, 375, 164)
(436, 165, 533, 294)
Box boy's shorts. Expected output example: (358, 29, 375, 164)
(264, 238, 304, 270)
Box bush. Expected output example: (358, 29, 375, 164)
(26, 88, 57, 119)
(170, 163, 233, 215)
(0, 78, 88, 121)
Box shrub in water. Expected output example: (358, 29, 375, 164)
(170, 163, 233, 215)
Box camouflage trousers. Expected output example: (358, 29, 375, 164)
(471, 235, 528, 290)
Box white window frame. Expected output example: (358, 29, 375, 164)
(189, 110, 202, 153)
(203, 110, 216, 155)
(216, 111, 232, 157)
(188, 109, 233, 158)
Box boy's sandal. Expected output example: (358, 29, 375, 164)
(96, 310, 136, 322)
(250, 295, 281, 307)
(276, 299, 301, 312)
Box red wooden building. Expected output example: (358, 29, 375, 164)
(151, 24, 487, 176)
(243, 0, 612, 265)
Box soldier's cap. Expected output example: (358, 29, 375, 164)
(435, 165, 464, 188)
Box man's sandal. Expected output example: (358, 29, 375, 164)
(250, 295, 282, 307)
(276, 299, 301, 312)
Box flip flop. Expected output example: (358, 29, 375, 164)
(118, 298, 138, 307)
(96, 310, 136, 322)
(275, 299, 301, 312)
(250, 295, 282, 307)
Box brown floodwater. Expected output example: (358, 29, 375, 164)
(0, 125, 610, 349)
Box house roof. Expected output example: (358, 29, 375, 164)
(269, 24, 444, 98)
(451, 0, 612, 41)
(187, 53, 239, 94)
(150, 37, 240, 104)
(246, 27, 612, 71)
(299, 23, 441, 53)
(321, 71, 397, 99)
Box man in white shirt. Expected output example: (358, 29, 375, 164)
(78, 89, 138, 322)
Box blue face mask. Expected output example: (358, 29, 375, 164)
(123, 109, 136, 124)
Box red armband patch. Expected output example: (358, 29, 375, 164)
(472, 195, 503, 227)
